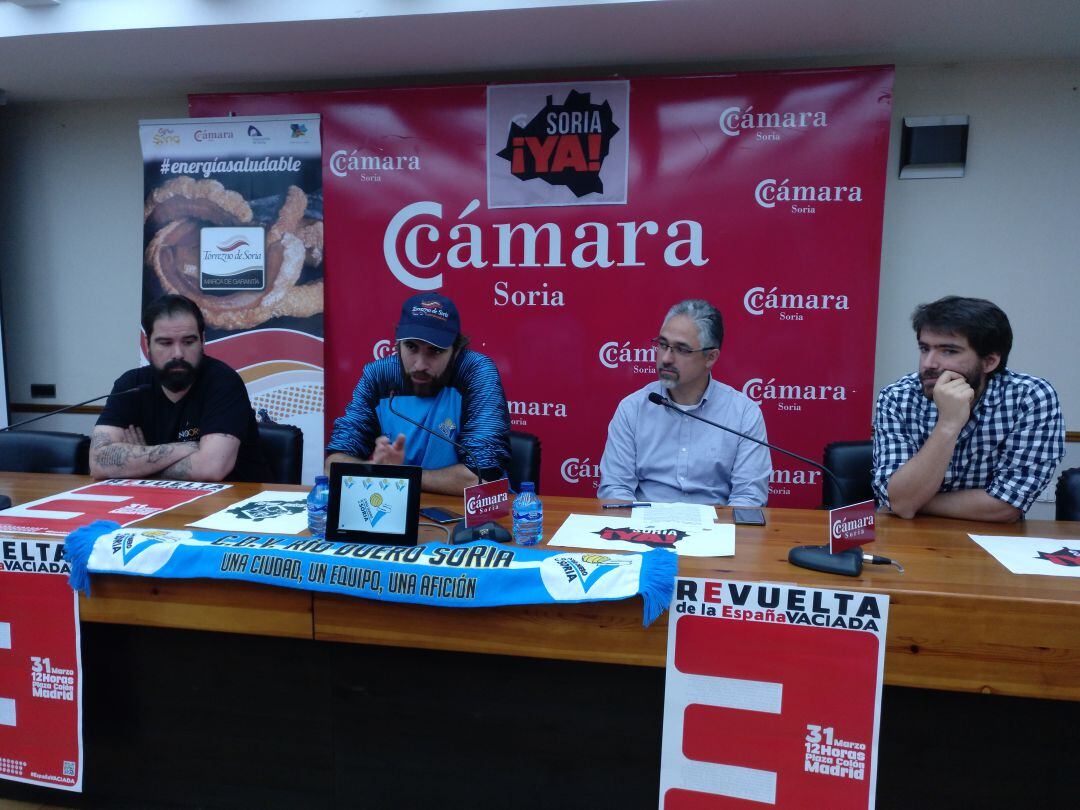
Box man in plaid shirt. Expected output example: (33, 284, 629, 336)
(872, 296, 1064, 523)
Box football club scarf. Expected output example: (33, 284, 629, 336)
(65, 521, 677, 625)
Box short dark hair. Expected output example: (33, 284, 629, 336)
(665, 299, 724, 352)
(911, 296, 1012, 374)
(142, 294, 206, 339)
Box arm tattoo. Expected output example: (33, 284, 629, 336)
(161, 455, 194, 480)
(94, 444, 131, 469)
(90, 429, 197, 475)
(90, 429, 115, 450)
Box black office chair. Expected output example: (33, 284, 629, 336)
(256, 422, 304, 485)
(821, 440, 874, 509)
(507, 430, 541, 494)
(1055, 467, 1080, 521)
(0, 430, 90, 475)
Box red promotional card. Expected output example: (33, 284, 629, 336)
(829, 499, 876, 553)
(661, 578, 888, 809)
(0, 479, 229, 537)
(463, 477, 511, 527)
(0, 538, 82, 791)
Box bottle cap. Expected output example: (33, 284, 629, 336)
(315, 475, 329, 484)
(520, 482, 535, 492)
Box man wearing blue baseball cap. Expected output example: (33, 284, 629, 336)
(325, 293, 511, 494)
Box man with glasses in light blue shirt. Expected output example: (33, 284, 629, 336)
(598, 299, 772, 506)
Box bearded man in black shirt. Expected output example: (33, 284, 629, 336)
(90, 295, 268, 482)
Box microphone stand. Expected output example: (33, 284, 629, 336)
(648, 391, 844, 493)
(1, 386, 148, 432)
(386, 392, 512, 545)
(386, 391, 487, 485)
(648, 391, 901, 576)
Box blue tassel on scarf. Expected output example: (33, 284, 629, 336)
(65, 520, 120, 595)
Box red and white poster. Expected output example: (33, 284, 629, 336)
(660, 578, 888, 808)
(192, 67, 892, 507)
(0, 479, 228, 537)
(0, 538, 82, 791)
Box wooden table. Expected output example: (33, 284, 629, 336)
(4, 472, 1079, 701)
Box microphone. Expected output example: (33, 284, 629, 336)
(385, 391, 489, 484)
(647, 391, 901, 576)
(1, 385, 150, 433)
(646, 391, 845, 497)
(386, 391, 509, 546)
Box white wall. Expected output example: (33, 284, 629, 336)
(876, 60, 1080, 422)
(0, 96, 188, 407)
(0, 62, 1076, 501)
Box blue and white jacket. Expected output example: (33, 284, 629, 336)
(327, 349, 511, 476)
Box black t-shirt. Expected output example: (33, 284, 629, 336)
(97, 356, 269, 482)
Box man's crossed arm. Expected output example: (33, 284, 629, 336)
(90, 425, 239, 482)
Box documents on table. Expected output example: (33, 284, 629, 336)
(187, 490, 310, 535)
(548, 513, 734, 557)
(630, 501, 719, 527)
(969, 534, 1080, 577)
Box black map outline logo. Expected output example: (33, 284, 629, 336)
(228, 500, 307, 523)
(496, 89, 620, 197)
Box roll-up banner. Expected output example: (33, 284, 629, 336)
(192, 68, 893, 506)
(139, 115, 324, 483)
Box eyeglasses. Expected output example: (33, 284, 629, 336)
(650, 338, 717, 357)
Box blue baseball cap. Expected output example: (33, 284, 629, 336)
(395, 293, 461, 349)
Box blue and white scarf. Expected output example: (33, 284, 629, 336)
(66, 521, 676, 625)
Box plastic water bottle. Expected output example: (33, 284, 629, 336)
(307, 475, 330, 539)
(512, 482, 543, 546)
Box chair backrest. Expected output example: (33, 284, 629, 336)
(507, 430, 541, 494)
(257, 422, 304, 485)
(1055, 467, 1080, 521)
(821, 440, 874, 509)
(0, 429, 90, 475)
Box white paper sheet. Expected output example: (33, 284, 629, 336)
(549, 513, 734, 557)
(969, 534, 1080, 577)
(187, 490, 310, 535)
(631, 501, 718, 527)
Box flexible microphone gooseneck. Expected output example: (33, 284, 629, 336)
(647, 391, 902, 576)
(647, 391, 845, 495)
(386, 391, 486, 485)
(385, 392, 511, 544)
(1, 385, 151, 433)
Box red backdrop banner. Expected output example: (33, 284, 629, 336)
(192, 66, 893, 506)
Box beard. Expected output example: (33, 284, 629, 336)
(657, 364, 679, 389)
(920, 366, 984, 400)
(155, 357, 199, 393)
(400, 355, 454, 398)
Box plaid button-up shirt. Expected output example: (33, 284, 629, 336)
(872, 370, 1065, 513)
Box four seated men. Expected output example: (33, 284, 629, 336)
(82, 292, 1065, 522)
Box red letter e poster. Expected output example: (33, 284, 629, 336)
(660, 578, 888, 809)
